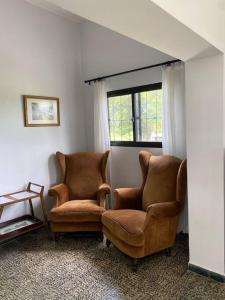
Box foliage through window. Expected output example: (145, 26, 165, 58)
(107, 83, 162, 147)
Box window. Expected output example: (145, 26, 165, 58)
(107, 83, 163, 147)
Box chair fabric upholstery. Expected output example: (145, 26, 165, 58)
(142, 155, 181, 211)
(102, 209, 146, 247)
(49, 151, 110, 233)
(51, 200, 105, 223)
(102, 151, 187, 259)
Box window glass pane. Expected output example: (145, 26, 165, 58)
(108, 94, 133, 141)
(135, 89, 163, 142)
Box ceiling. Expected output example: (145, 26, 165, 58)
(25, 0, 219, 61)
(151, 0, 225, 53)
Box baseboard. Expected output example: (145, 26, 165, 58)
(188, 263, 225, 283)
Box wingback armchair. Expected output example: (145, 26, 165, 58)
(49, 151, 110, 240)
(102, 151, 187, 270)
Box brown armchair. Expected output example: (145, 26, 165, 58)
(49, 151, 110, 240)
(102, 151, 187, 270)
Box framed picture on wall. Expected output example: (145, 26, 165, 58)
(23, 95, 60, 127)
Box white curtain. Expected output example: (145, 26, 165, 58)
(162, 62, 186, 159)
(162, 62, 188, 233)
(93, 80, 110, 152)
(93, 80, 112, 208)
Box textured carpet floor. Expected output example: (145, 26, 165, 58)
(0, 230, 225, 300)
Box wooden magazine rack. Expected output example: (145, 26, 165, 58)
(0, 182, 47, 243)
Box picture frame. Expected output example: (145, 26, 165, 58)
(23, 95, 60, 127)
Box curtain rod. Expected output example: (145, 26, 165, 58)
(84, 59, 181, 84)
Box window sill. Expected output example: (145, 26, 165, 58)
(110, 141, 162, 148)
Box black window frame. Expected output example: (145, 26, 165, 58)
(107, 82, 162, 148)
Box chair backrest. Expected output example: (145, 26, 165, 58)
(56, 151, 109, 200)
(140, 152, 186, 211)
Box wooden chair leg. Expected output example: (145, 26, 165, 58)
(46, 222, 52, 239)
(106, 238, 111, 247)
(97, 232, 104, 242)
(165, 247, 172, 256)
(40, 194, 48, 227)
(132, 258, 139, 272)
(53, 232, 60, 242)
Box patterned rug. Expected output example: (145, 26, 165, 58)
(0, 230, 225, 300)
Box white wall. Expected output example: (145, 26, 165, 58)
(0, 0, 86, 221)
(80, 21, 174, 80)
(186, 54, 224, 275)
(80, 21, 168, 189)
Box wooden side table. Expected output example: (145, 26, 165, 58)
(0, 182, 47, 243)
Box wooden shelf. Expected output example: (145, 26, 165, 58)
(0, 182, 47, 243)
(0, 215, 44, 244)
(0, 191, 39, 206)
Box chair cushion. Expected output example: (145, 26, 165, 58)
(102, 209, 146, 247)
(142, 155, 181, 211)
(51, 200, 105, 223)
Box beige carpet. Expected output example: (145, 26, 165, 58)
(0, 230, 225, 300)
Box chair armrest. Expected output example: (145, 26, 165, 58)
(98, 183, 111, 194)
(145, 201, 181, 224)
(48, 183, 69, 207)
(113, 188, 142, 210)
(97, 183, 111, 208)
(147, 201, 182, 218)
